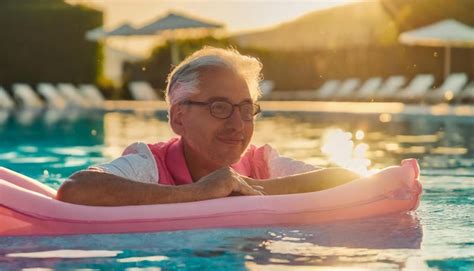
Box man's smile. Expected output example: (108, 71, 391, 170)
(216, 136, 244, 145)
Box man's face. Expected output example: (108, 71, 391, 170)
(173, 68, 255, 168)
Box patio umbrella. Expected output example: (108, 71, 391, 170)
(399, 19, 474, 79)
(136, 12, 223, 34)
(86, 23, 137, 41)
(107, 23, 137, 36)
(103, 23, 140, 53)
(135, 12, 224, 64)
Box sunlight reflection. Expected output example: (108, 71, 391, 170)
(396, 135, 438, 143)
(355, 130, 365, 140)
(431, 146, 468, 155)
(444, 91, 454, 101)
(378, 113, 392, 123)
(384, 143, 400, 152)
(246, 239, 421, 270)
(6, 249, 122, 258)
(321, 128, 378, 176)
(395, 146, 427, 154)
(379, 113, 392, 123)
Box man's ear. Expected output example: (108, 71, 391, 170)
(169, 105, 185, 136)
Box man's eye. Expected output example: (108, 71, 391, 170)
(212, 102, 229, 112)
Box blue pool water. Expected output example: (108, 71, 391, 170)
(0, 107, 473, 270)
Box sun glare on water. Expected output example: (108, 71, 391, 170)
(321, 128, 379, 176)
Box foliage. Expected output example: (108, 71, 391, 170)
(380, 0, 474, 31)
(0, 0, 103, 86)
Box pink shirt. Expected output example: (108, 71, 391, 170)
(147, 137, 271, 185)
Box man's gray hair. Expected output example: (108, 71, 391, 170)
(165, 47, 263, 105)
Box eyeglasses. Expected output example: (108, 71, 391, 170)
(180, 100, 261, 121)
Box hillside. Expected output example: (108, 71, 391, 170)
(234, 0, 474, 51)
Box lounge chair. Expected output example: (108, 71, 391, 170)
(37, 83, 67, 109)
(354, 77, 383, 101)
(57, 83, 89, 108)
(78, 84, 105, 108)
(425, 73, 468, 103)
(268, 90, 311, 101)
(375, 76, 407, 101)
(129, 81, 160, 100)
(314, 80, 341, 100)
(12, 84, 44, 108)
(0, 86, 15, 109)
(458, 80, 474, 103)
(333, 78, 361, 100)
(395, 74, 435, 103)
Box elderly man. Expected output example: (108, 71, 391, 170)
(57, 47, 360, 206)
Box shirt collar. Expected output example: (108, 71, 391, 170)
(166, 137, 193, 185)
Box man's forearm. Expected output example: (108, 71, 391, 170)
(247, 168, 362, 195)
(56, 171, 206, 206)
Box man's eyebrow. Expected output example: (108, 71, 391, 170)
(206, 96, 228, 101)
(240, 98, 253, 103)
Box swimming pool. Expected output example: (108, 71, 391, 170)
(0, 107, 473, 270)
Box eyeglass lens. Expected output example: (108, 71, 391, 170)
(210, 101, 257, 120)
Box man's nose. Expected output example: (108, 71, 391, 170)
(225, 107, 244, 129)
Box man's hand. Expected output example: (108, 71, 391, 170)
(193, 167, 265, 199)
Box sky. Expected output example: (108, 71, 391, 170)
(69, 0, 352, 33)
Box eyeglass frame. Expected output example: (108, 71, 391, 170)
(178, 98, 261, 121)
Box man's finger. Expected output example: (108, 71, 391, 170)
(237, 182, 264, 196)
(252, 185, 267, 195)
(252, 185, 264, 190)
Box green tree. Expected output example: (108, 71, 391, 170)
(0, 0, 103, 86)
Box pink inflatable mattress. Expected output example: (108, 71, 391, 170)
(0, 159, 422, 236)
